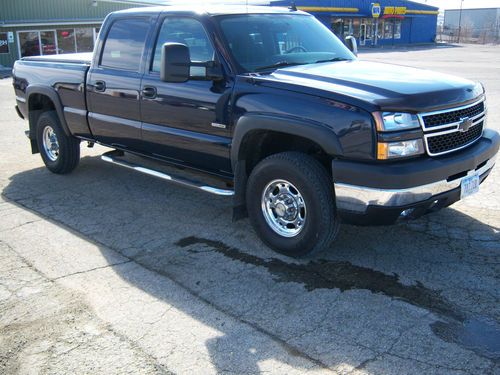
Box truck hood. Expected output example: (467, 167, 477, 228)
(259, 60, 484, 112)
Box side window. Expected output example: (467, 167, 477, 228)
(100, 18, 150, 71)
(152, 17, 215, 75)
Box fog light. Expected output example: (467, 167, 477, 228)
(377, 139, 425, 160)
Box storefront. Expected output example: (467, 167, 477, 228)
(0, 0, 151, 68)
(271, 0, 439, 46)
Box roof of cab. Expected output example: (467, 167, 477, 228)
(112, 5, 308, 16)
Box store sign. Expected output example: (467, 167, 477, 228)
(0, 33, 9, 54)
(384, 6, 407, 16)
(8, 32, 14, 43)
(371, 3, 381, 18)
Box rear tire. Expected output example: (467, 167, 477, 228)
(36, 111, 80, 174)
(246, 152, 340, 257)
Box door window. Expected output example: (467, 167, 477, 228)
(151, 17, 214, 76)
(100, 18, 150, 71)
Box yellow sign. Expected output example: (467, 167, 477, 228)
(371, 3, 381, 18)
(384, 6, 407, 15)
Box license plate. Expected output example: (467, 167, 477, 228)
(460, 174, 480, 199)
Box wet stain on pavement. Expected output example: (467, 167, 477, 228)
(176, 236, 500, 362)
(176, 236, 462, 320)
(432, 318, 500, 362)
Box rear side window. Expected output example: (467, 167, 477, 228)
(100, 18, 149, 71)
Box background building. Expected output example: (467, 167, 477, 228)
(0, 0, 151, 68)
(271, 0, 439, 46)
(1, 0, 439, 69)
(443, 8, 500, 44)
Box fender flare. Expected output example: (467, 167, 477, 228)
(26, 85, 71, 136)
(230, 114, 343, 170)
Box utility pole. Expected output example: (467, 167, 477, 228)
(457, 0, 464, 43)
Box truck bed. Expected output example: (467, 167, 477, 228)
(13, 53, 92, 139)
(21, 53, 93, 65)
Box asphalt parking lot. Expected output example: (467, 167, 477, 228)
(1, 44, 499, 374)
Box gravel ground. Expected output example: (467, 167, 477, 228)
(0, 44, 499, 374)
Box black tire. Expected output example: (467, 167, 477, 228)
(36, 111, 80, 174)
(246, 152, 340, 257)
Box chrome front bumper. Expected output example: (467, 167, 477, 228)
(334, 155, 496, 213)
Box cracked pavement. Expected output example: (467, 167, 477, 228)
(1, 44, 499, 374)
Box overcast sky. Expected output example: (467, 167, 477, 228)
(138, 0, 500, 10)
(412, 0, 500, 10)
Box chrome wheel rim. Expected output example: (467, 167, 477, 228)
(42, 125, 60, 161)
(261, 179, 307, 238)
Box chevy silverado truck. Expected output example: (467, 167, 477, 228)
(12, 6, 499, 257)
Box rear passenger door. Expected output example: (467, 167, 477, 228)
(87, 17, 152, 149)
(140, 16, 233, 175)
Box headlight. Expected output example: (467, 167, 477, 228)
(374, 112, 420, 132)
(377, 139, 425, 160)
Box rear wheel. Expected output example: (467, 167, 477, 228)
(246, 152, 340, 257)
(36, 111, 80, 174)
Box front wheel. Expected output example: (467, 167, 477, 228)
(36, 111, 80, 174)
(246, 152, 340, 257)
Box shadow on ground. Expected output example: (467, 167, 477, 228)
(3, 154, 500, 370)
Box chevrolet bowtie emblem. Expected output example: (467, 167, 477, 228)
(458, 117, 473, 132)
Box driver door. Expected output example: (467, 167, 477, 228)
(140, 16, 233, 175)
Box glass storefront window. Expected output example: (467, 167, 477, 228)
(94, 27, 101, 42)
(19, 31, 40, 57)
(384, 21, 394, 39)
(18, 27, 99, 59)
(40, 31, 57, 55)
(394, 20, 402, 39)
(75, 28, 94, 52)
(57, 29, 76, 54)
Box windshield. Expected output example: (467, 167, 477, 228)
(217, 14, 355, 73)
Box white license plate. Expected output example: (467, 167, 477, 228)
(460, 174, 480, 199)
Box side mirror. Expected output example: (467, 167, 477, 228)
(161, 43, 190, 83)
(345, 36, 358, 56)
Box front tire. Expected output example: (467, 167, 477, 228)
(246, 152, 340, 257)
(36, 111, 80, 174)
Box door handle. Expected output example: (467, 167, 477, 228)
(142, 86, 157, 99)
(94, 80, 106, 92)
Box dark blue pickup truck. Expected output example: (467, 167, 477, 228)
(12, 6, 499, 257)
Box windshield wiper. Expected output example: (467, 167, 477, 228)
(254, 61, 306, 72)
(314, 57, 351, 64)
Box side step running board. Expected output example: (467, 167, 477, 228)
(101, 151, 234, 196)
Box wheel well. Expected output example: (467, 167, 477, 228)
(239, 130, 331, 176)
(29, 93, 55, 112)
(26, 94, 57, 154)
(28, 94, 56, 127)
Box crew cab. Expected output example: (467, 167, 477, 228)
(12, 6, 499, 257)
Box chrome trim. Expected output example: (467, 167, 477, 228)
(424, 119, 484, 157)
(15, 95, 26, 103)
(417, 98, 486, 132)
(418, 98, 486, 156)
(334, 156, 496, 213)
(101, 153, 234, 196)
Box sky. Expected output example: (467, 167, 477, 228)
(412, 0, 500, 10)
(137, 0, 500, 10)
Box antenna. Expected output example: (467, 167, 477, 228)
(289, 1, 297, 11)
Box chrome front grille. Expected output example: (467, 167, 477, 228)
(418, 98, 486, 156)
